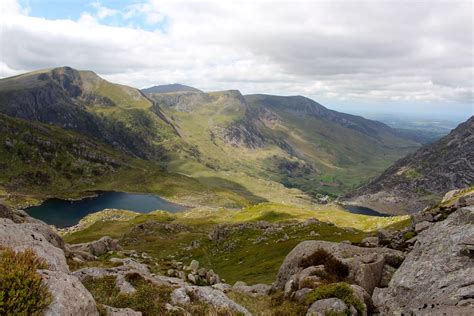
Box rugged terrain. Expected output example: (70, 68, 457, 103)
(1, 188, 472, 315)
(346, 116, 474, 214)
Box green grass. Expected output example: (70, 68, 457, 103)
(306, 282, 365, 315)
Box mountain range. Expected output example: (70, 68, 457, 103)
(0, 66, 471, 216)
(0, 67, 420, 208)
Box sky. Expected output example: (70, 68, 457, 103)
(0, 0, 472, 121)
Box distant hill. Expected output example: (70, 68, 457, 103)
(0, 66, 179, 160)
(346, 116, 474, 214)
(141, 84, 202, 94)
(146, 90, 420, 196)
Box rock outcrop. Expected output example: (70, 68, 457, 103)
(373, 206, 474, 314)
(69, 236, 121, 260)
(274, 240, 404, 295)
(0, 206, 99, 315)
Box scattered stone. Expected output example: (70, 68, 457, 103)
(189, 259, 199, 272)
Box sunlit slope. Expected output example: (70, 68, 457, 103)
(147, 90, 419, 197)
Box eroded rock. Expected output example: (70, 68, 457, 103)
(373, 207, 474, 314)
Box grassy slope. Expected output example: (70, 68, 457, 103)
(253, 104, 418, 195)
(152, 90, 419, 201)
(64, 205, 409, 285)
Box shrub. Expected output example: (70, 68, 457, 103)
(299, 248, 349, 282)
(0, 247, 52, 315)
(306, 282, 364, 315)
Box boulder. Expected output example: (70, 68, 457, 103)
(39, 270, 98, 316)
(373, 207, 474, 314)
(0, 218, 69, 272)
(232, 283, 271, 297)
(103, 305, 142, 316)
(274, 240, 404, 294)
(350, 284, 372, 314)
(69, 236, 121, 258)
(306, 298, 347, 316)
(171, 287, 191, 306)
(185, 286, 251, 315)
(294, 288, 313, 303)
(189, 259, 199, 272)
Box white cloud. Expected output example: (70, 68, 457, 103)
(0, 0, 472, 117)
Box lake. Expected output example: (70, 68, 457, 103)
(343, 205, 391, 217)
(25, 191, 187, 228)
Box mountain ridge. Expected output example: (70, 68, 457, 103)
(345, 116, 474, 214)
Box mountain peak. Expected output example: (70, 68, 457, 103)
(142, 83, 202, 94)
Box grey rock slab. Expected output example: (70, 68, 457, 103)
(373, 207, 474, 314)
(39, 270, 98, 316)
(0, 219, 69, 272)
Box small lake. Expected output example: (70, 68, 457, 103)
(343, 205, 391, 217)
(25, 191, 187, 228)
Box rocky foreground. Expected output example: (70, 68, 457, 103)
(0, 189, 473, 315)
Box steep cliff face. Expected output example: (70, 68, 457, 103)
(0, 67, 178, 160)
(346, 116, 474, 214)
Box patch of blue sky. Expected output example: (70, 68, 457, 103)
(19, 0, 168, 32)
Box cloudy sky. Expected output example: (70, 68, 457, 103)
(0, 0, 472, 120)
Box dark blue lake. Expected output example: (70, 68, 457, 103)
(25, 191, 186, 228)
(344, 205, 391, 217)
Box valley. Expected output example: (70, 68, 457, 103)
(0, 67, 472, 316)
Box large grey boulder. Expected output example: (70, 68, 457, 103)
(306, 298, 348, 316)
(185, 286, 251, 315)
(274, 240, 404, 294)
(373, 207, 474, 315)
(69, 236, 121, 258)
(0, 218, 69, 272)
(39, 270, 98, 316)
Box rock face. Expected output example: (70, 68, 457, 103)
(346, 116, 474, 214)
(0, 205, 99, 315)
(274, 240, 404, 295)
(0, 218, 69, 272)
(373, 207, 474, 314)
(40, 270, 98, 316)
